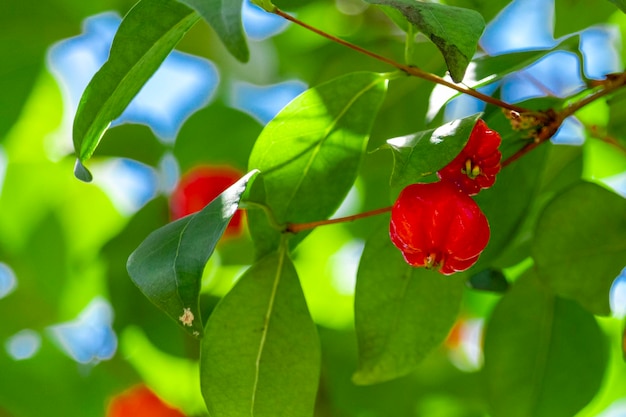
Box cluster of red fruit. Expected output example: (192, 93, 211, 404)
(389, 120, 502, 275)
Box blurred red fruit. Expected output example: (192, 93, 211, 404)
(437, 119, 502, 196)
(390, 181, 490, 275)
(170, 165, 244, 237)
(106, 385, 185, 417)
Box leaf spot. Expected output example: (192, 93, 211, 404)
(179, 308, 194, 326)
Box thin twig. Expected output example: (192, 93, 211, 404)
(286, 206, 392, 233)
(273, 8, 529, 114)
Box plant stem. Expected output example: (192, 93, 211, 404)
(286, 206, 392, 233)
(273, 8, 528, 114)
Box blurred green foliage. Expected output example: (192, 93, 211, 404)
(1, 0, 626, 416)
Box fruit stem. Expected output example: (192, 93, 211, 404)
(272, 8, 528, 114)
(285, 206, 392, 233)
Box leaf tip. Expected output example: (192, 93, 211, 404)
(74, 159, 93, 182)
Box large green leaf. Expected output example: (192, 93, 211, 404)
(366, 0, 485, 82)
(532, 181, 626, 316)
(126, 170, 258, 337)
(177, 0, 249, 62)
(353, 221, 465, 384)
(484, 271, 607, 417)
(247, 72, 388, 254)
(200, 248, 320, 417)
(72, 0, 200, 181)
(385, 113, 481, 194)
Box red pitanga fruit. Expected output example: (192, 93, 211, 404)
(437, 119, 502, 196)
(170, 165, 244, 237)
(390, 181, 490, 275)
(106, 385, 186, 417)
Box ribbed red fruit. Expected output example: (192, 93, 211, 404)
(106, 385, 185, 417)
(170, 165, 243, 237)
(390, 181, 490, 275)
(437, 119, 501, 196)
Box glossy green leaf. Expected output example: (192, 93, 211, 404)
(126, 170, 258, 337)
(385, 113, 481, 193)
(177, 0, 249, 62)
(532, 182, 626, 316)
(247, 72, 388, 254)
(484, 271, 607, 417)
(353, 221, 465, 384)
(72, 0, 199, 180)
(366, 0, 485, 82)
(201, 248, 320, 417)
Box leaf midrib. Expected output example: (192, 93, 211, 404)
(250, 248, 286, 416)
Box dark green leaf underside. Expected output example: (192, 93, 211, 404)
(177, 0, 249, 62)
(366, 0, 485, 81)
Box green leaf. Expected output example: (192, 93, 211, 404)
(427, 36, 581, 123)
(92, 123, 168, 167)
(200, 248, 320, 417)
(353, 221, 465, 384)
(443, 0, 511, 23)
(174, 102, 261, 172)
(532, 181, 626, 316)
(126, 170, 259, 337)
(468, 269, 509, 292)
(72, 0, 199, 180)
(484, 270, 607, 417)
(366, 0, 485, 82)
(247, 72, 388, 254)
(472, 142, 549, 270)
(555, 0, 617, 37)
(607, 90, 626, 147)
(607, 0, 626, 12)
(471, 36, 581, 88)
(178, 0, 249, 62)
(385, 113, 481, 193)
